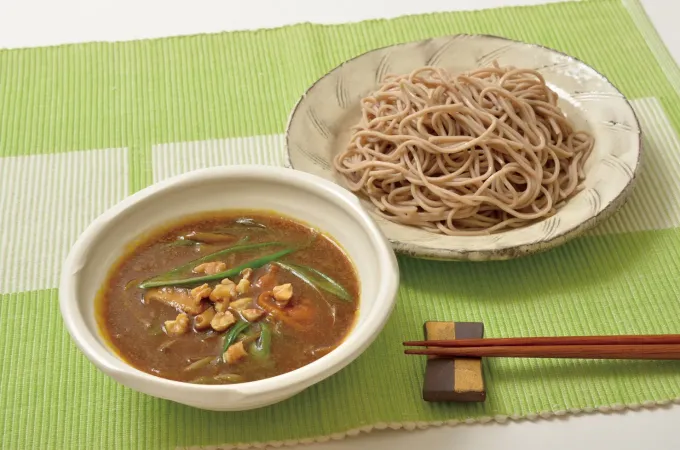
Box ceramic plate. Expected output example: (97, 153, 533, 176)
(285, 34, 641, 260)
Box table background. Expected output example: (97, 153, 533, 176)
(1, 0, 678, 449)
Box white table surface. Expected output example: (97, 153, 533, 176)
(2, 0, 679, 449)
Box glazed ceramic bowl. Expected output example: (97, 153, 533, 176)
(59, 165, 399, 411)
(286, 34, 641, 260)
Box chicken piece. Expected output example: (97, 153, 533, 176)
(209, 283, 236, 302)
(241, 308, 265, 322)
(286, 298, 315, 324)
(164, 313, 190, 336)
(193, 261, 227, 275)
(214, 301, 228, 313)
(255, 264, 279, 290)
(229, 297, 252, 311)
(236, 278, 250, 295)
(272, 283, 293, 306)
(221, 277, 236, 286)
(210, 311, 236, 332)
(194, 306, 216, 330)
(145, 287, 206, 315)
(239, 268, 253, 281)
(223, 341, 248, 364)
(191, 283, 212, 301)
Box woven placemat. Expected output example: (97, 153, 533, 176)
(2, 0, 680, 448)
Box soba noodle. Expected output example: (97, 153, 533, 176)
(333, 65, 594, 236)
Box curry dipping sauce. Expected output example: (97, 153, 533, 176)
(95, 210, 360, 385)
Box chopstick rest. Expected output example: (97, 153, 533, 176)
(423, 321, 486, 402)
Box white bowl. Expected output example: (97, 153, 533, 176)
(59, 165, 399, 411)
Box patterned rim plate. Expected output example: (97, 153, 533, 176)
(284, 34, 641, 261)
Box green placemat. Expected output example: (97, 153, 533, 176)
(2, 0, 680, 448)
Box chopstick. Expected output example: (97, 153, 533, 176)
(403, 335, 680, 360)
(404, 334, 680, 348)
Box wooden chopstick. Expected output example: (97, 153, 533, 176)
(404, 344, 680, 360)
(403, 335, 680, 360)
(403, 334, 680, 348)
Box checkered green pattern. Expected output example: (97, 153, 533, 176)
(2, 0, 680, 448)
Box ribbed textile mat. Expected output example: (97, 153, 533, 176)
(2, 0, 680, 448)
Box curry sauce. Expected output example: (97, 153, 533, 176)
(96, 210, 359, 384)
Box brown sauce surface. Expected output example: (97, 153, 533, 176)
(96, 210, 359, 384)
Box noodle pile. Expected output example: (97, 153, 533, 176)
(333, 65, 594, 236)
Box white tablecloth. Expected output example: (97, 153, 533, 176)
(2, 0, 678, 448)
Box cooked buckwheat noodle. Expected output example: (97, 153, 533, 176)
(333, 65, 594, 236)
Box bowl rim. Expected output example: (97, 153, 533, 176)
(59, 165, 399, 401)
(284, 33, 643, 261)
